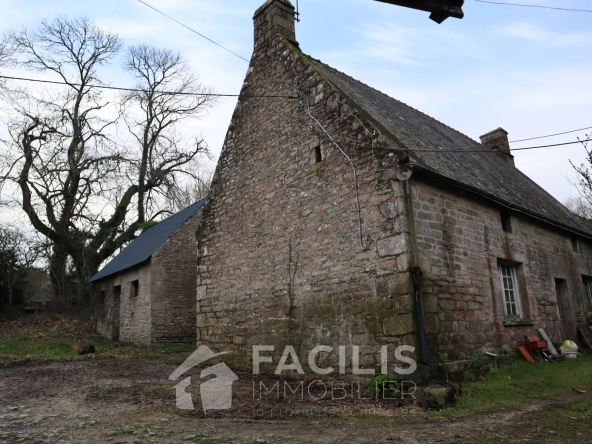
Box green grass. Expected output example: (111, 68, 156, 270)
(321, 350, 592, 427)
(438, 350, 592, 419)
(0, 330, 196, 363)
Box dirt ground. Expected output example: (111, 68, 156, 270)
(0, 355, 591, 444)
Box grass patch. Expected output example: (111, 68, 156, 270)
(438, 350, 592, 419)
(0, 333, 196, 363)
(0, 315, 196, 364)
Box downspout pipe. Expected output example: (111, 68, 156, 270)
(404, 179, 430, 365)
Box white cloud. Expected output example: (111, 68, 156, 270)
(496, 21, 592, 46)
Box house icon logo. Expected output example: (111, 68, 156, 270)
(168, 345, 238, 414)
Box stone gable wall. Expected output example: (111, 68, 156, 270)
(413, 179, 592, 359)
(150, 211, 202, 344)
(195, 28, 416, 365)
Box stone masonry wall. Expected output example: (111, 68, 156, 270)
(117, 264, 153, 345)
(150, 211, 201, 344)
(195, 1, 417, 367)
(412, 178, 592, 359)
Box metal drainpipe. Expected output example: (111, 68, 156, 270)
(404, 179, 430, 365)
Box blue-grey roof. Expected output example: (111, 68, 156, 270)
(90, 198, 207, 282)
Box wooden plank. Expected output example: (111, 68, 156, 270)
(578, 327, 592, 349)
(539, 328, 558, 355)
(517, 345, 536, 363)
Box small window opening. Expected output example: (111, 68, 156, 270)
(500, 210, 512, 233)
(130, 280, 139, 297)
(572, 237, 582, 253)
(97, 290, 106, 305)
(311, 146, 322, 164)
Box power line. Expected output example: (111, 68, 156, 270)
(0, 75, 298, 99)
(349, 137, 591, 153)
(4, 74, 590, 153)
(328, 129, 592, 152)
(473, 0, 592, 13)
(135, 0, 249, 63)
(509, 126, 592, 144)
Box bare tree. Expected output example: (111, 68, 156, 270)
(170, 166, 213, 212)
(0, 33, 14, 87)
(564, 196, 592, 220)
(121, 44, 215, 223)
(0, 19, 215, 304)
(570, 132, 592, 220)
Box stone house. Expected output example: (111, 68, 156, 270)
(194, 0, 592, 366)
(91, 198, 206, 345)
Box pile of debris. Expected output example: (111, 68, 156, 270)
(517, 322, 592, 363)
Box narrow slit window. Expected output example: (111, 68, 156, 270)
(500, 210, 512, 233)
(499, 265, 522, 317)
(311, 146, 322, 164)
(130, 280, 139, 298)
(572, 237, 582, 253)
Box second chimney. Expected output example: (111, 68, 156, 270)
(480, 127, 515, 167)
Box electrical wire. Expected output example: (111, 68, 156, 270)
(322, 123, 592, 153)
(473, 0, 592, 13)
(3, 74, 589, 153)
(0, 74, 299, 99)
(336, 135, 591, 153)
(509, 126, 592, 144)
(136, 0, 250, 62)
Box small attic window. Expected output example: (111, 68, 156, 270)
(500, 210, 512, 233)
(572, 237, 582, 253)
(130, 280, 139, 297)
(311, 146, 322, 165)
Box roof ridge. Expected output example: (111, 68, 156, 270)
(300, 51, 480, 147)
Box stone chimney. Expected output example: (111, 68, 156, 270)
(480, 127, 515, 167)
(253, 0, 296, 50)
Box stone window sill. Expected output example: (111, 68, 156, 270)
(503, 318, 535, 327)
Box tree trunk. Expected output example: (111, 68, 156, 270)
(49, 247, 69, 313)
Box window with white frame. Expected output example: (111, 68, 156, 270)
(582, 277, 592, 313)
(499, 265, 522, 317)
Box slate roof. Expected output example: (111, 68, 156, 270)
(29, 288, 53, 302)
(90, 198, 207, 282)
(295, 46, 592, 238)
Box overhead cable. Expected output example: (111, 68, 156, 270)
(0, 75, 298, 99)
(473, 0, 592, 13)
(136, 0, 250, 62)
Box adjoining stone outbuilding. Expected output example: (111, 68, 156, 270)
(194, 0, 592, 366)
(91, 198, 206, 345)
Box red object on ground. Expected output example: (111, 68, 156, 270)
(517, 345, 536, 363)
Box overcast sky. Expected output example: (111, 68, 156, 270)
(1, 0, 591, 209)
